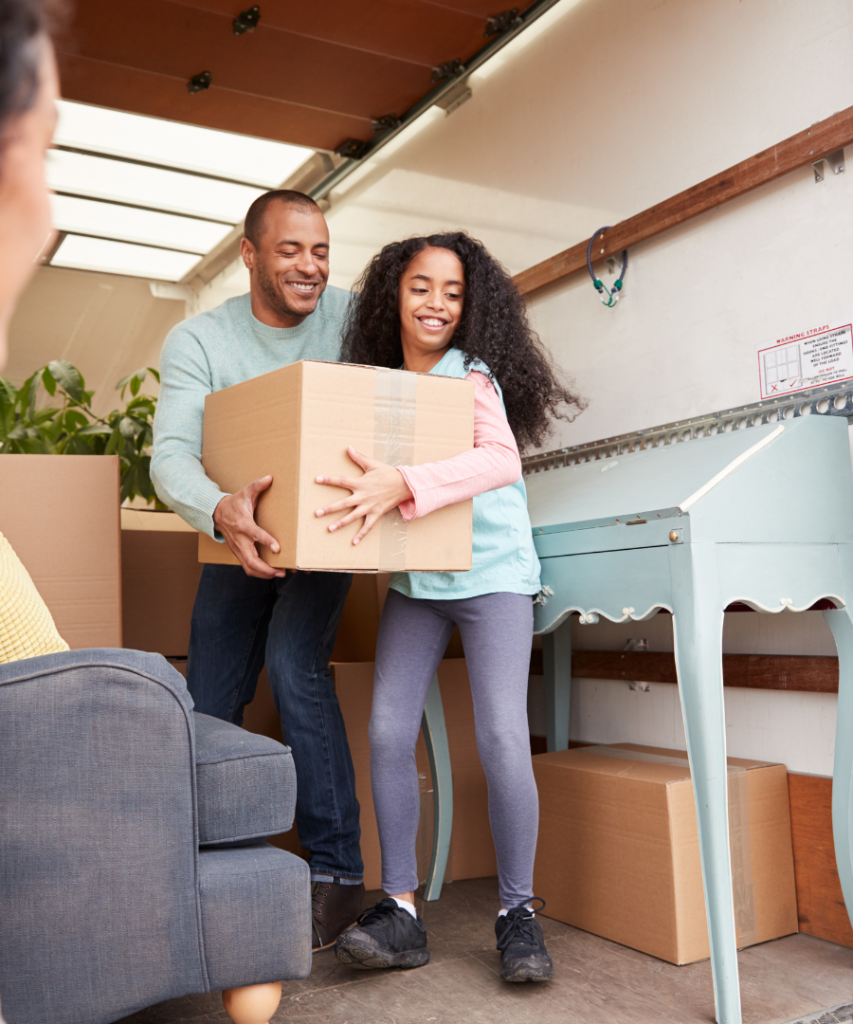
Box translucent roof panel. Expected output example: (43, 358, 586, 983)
(50, 194, 233, 255)
(51, 235, 201, 282)
(47, 150, 264, 223)
(53, 100, 313, 188)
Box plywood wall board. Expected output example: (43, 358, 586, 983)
(57, 0, 540, 148)
(56, 54, 371, 150)
(63, 0, 428, 119)
(174, 0, 490, 68)
(514, 103, 853, 295)
(787, 773, 853, 948)
(530, 650, 841, 693)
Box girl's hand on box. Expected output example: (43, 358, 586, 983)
(315, 446, 413, 545)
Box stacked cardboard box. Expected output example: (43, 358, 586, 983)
(121, 508, 200, 657)
(0, 454, 122, 648)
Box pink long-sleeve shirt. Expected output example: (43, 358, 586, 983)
(397, 370, 521, 520)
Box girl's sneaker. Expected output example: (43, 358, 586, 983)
(495, 899, 555, 982)
(335, 898, 430, 969)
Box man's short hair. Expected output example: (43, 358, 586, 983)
(243, 190, 321, 247)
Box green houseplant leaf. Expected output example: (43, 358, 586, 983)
(0, 360, 163, 505)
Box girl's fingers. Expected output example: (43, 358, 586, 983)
(352, 512, 380, 545)
(315, 474, 360, 490)
(315, 495, 360, 517)
(327, 506, 368, 532)
(347, 447, 378, 471)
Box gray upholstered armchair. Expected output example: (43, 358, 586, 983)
(0, 648, 311, 1024)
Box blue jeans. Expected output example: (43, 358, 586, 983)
(186, 565, 362, 881)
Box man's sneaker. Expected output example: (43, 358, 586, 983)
(312, 880, 366, 951)
(495, 899, 555, 982)
(335, 898, 430, 969)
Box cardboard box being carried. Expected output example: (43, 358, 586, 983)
(533, 743, 798, 965)
(198, 360, 474, 573)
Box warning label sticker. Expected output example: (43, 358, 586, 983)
(757, 321, 853, 400)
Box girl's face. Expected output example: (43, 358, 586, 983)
(398, 246, 465, 372)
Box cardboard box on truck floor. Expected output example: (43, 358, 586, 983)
(121, 509, 201, 658)
(532, 743, 798, 965)
(0, 454, 122, 648)
(198, 360, 474, 573)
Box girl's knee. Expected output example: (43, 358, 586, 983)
(475, 723, 532, 765)
(369, 715, 420, 759)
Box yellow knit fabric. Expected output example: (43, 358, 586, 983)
(0, 529, 69, 664)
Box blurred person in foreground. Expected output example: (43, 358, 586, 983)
(0, 0, 69, 665)
(0, 0, 58, 373)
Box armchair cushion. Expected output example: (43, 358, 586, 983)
(198, 842, 311, 989)
(193, 712, 297, 845)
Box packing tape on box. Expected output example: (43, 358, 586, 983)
(580, 746, 757, 946)
(374, 369, 417, 571)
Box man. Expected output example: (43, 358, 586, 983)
(152, 190, 363, 951)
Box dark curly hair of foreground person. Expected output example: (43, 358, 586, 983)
(0, 0, 60, 140)
(341, 232, 586, 453)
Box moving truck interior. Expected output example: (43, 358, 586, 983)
(2, 2, 853, 1023)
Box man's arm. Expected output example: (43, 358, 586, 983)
(151, 326, 283, 579)
(151, 325, 228, 536)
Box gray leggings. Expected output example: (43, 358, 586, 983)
(369, 589, 538, 909)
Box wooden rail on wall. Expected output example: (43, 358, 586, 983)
(514, 103, 853, 297)
(529, 649, 839, 693)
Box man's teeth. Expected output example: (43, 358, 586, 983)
(290, 282, 315, 292)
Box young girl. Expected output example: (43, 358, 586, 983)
(314, 232, 583, 982)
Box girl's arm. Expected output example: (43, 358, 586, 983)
(315, 371, 521, 544)
(396, 371, 521, 520)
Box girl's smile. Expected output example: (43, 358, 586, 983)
(398, 246, 465, 372)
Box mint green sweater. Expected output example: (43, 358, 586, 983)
(151, 288, 350, 537)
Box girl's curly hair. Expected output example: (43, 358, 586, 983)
(341, 232, 585, 453)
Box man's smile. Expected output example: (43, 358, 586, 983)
(286, 280, 319, 295)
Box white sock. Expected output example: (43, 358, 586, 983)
(498, 904, 534, 918)
(391, 897, 417, 919)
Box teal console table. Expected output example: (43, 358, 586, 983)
(525, 414, 853, 1024)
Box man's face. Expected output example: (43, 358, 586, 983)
(241, 204, 330, 326)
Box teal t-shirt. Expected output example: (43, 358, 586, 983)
(152, 287, 349, 536)
(389, 347, 541, 601)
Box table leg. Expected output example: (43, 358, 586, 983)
(542, 620, 571, 752)
(671, 544, 741, 1024)
(822, 607, 853, 928)
(421, 673, 453, 901)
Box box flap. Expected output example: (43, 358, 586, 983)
(121, 508, 197, 533)
(533, 743, 781, 786)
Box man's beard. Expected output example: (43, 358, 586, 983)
(255, 260, 313, 321)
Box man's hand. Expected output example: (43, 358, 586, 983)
(315, 447, 413, 545)
(213, 475, 285, 579)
